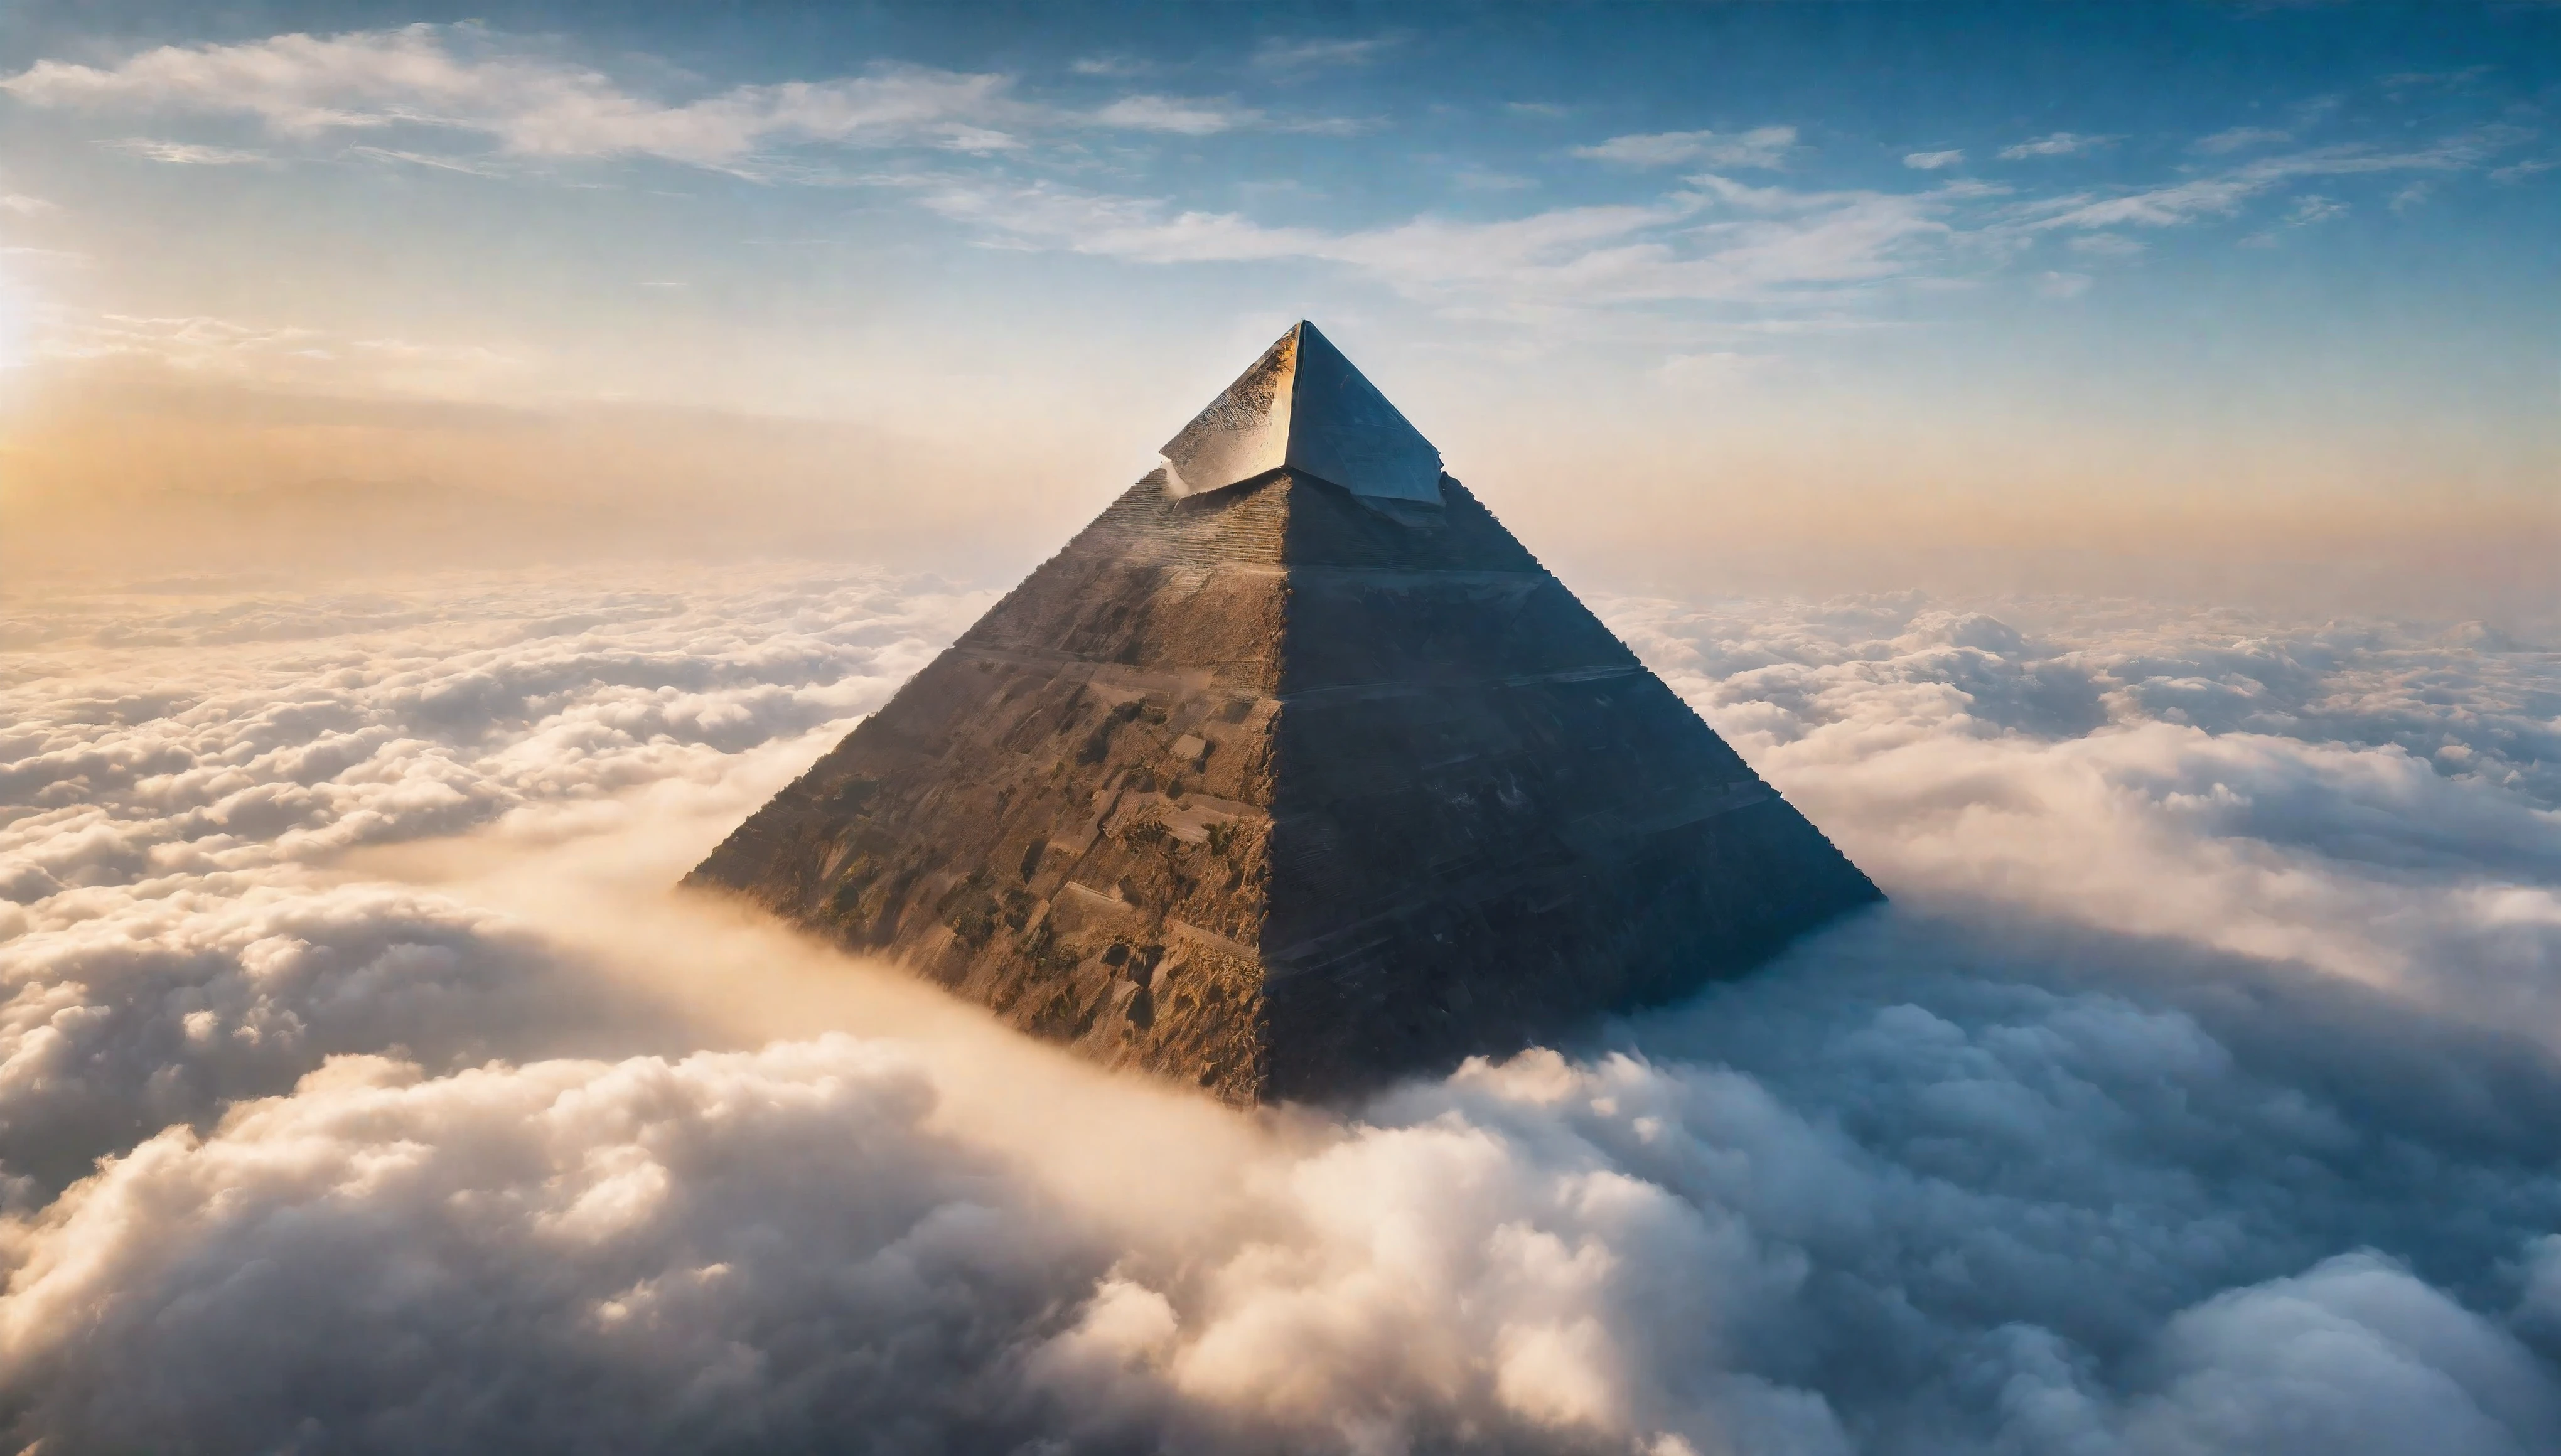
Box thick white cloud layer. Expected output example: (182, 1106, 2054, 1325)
(1, 567, 2556, 1453)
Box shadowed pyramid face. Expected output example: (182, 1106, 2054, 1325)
(687, 323, 1881, 1105)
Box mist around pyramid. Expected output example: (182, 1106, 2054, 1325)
(687, 321, 1882, 1103)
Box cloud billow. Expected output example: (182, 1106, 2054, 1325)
(0, 569, 2557, 1453)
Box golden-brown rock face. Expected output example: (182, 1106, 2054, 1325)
(685, 327, 1881, 1105)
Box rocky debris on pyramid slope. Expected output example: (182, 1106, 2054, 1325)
(686, 323, 1882, 1105)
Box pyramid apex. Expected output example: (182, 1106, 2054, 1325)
(1160, 321, 1444, 505)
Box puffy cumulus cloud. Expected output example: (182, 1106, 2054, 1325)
(0, 569, 2557, 1453)
(0, 1039, 1119, 1452)
(0, 880, 682, 1199)
(0, 1032, 1850, 1453)
(0, 565, 977, 1192)
(1603, 595, 2561, 1027)
(2120, 1253, 2559, 1454)
(0, 567, 980, 896)
(10, 936, 2561, 1453)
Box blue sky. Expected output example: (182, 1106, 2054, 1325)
(0, 2, 2553, 599)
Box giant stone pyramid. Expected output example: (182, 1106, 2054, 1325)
(687, 321, 1881, 1104)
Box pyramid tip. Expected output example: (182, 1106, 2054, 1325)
(1161, 320, 1442, 504)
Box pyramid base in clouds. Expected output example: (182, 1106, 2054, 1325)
(686, 466, 1881, 1105)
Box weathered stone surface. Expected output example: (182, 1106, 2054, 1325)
(686, 327, 1881, 1105)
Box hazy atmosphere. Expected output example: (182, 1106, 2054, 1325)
(3, 4, 2558, 1453)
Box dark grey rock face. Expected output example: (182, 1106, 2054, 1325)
(685, 465, 1882, 1105)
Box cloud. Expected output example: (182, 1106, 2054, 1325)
(1903, 149, 1965, 170)
(760, 109, 2521, 323)
(4, 25, 1031, 169)
(2034, 269, 2093, 299)
(99, 137, 273, 165)
(2381, 66, 2493, 91)
(1505, 102, 1569, 119)
(2195, 125, 2293, 154)
(2067, 232, 2145, 257)
(2, 572, 2558, 1452)
(343, 144, 509, 176)
(1574, 126, 1798, 169)
(1656, 350, 1769, 391)
(1609, 595, 2561, 999)
(2489, 159, 2556, 184)
(2016, 132, 2513, 231)
(2242, 192, 2349, 247)
(1999, 131, 2117, 161)
(6, 27, 1366, 174)
(921, 172, 1965, 315)
(31, 311, 527, 397)
(1253, 36, 1397, 71)
(1090, 94, 1259, 136)
(2120, 1253, 2560, 1453)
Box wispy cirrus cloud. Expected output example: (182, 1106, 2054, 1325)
(2284, 194, 2348, 226)
(2381, 65, 2493, 91)
(1253, 36, 1398, 71)
(4, 26, 1029, 167)
(3, 24, 1359, 175)
(1903, 149, 1964, 170)
(2068, 232, 2146, 257)
(2241, 191, 2349, 247)
(1068, 55, 1150, 79)
(1090, 95, 1257, 136)
(1090, 94, 1362, 138)
(1999, 131, 2117, 160)
(2017, 131, 2520, 230)
(343, 144, 509, 176)
(100, 137, 273, 165)
(2194, 126, 2292, 154)
(1573, 126, 1796, 169)
(905, 108, 2520, 323)
(40, 311, 525, 397)
(921, 169, 1965, 315)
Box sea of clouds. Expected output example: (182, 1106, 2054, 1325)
(1, 564, 2556, 1455)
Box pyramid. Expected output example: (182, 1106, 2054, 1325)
(686, 321, 1881, 1104)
